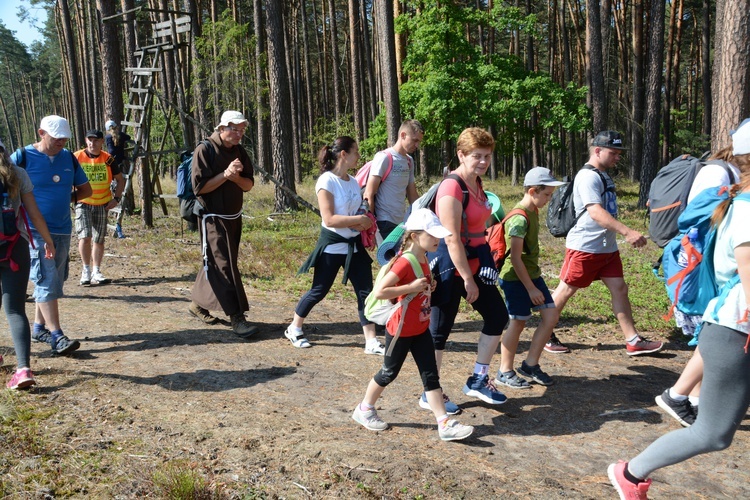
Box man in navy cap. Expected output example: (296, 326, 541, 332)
(549, 130, 664, 356)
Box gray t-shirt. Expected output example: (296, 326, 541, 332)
(3, 165, 34, 243)
(369, 147, 415, 225)
(565, 166, 618, 254)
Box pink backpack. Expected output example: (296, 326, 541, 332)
(354, 150, 412, 188)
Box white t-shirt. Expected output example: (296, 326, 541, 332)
(687, 162, 740, 203)
(315, 171, 361, 255)
(703, 197, 750, 334)
(369, 148, 414, 225)
(565, 167, 618, 254)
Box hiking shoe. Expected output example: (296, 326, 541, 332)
(7, 368, 36, 390)
(284, 326, 311, 348)
(32, 327, 52, 344)
(364, 339, 385, 355)
(51, 334, 80, 355)
(80, 268, 91, 286)
(438, 419, 474, 441)
(230, 314, 259, 338)
(91, 270, 111, 284)
(462, 374, 507, 405)
(352, 405, 388, 431)
(626, 336, 664, 356)
(517, 361, 554, 386)
(655, 390, 695, 427)
(494, 370, 531, 389)
(544, 333, 570, 353)
(188, 302, 219, 325)
(608, 461, 651, 500)
(419, 392, 461, 415)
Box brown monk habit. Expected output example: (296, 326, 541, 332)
(190, 132, 254, 316)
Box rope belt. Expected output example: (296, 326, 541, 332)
(200, 209, 243, 278)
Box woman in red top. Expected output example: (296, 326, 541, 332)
(352, 209, 474, 441)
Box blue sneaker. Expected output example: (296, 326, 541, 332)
(462, 374, 507, 405)
(418, 392, 461, 415)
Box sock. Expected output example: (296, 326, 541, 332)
(93, 266, 100, 274)
(473, 363, 489, 376)
(366, 338, 380, 347)
(359, 402, 374, 411)
(288, 325, 303, 335)
(50, 329, 64, 342)
(668, 388, 688, 401)
(688, 395, 699, 407)
(623, 463, 645, 485)
(83, 265, 91, 273)
(626, 335, 641, 346)
(33, 323, 46, 334)
(436, 414, 449, 426)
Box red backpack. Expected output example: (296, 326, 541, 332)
(354, 150, 413, 189)
(486, 208, 528, 270)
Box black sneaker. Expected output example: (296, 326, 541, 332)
(51, 334, 81, 355)
(31, 328, 52, 345)
(655, 389, 695, 427)
(517, 361, 554, 386)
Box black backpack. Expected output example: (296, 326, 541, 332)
(546, 165, 611, 237)
(647, 154, 735, 248)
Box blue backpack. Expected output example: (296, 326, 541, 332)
(662, 186, 750, 320)
(177, 140, 215, 223)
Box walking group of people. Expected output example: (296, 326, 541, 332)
(2, 109, 749, 497)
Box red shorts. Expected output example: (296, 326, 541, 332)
(559, 249, 624, 288)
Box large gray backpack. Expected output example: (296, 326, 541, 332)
(647, 154, 735, 248)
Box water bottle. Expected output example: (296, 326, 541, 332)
(115, 222, 125, 239)
(678, 227, 700, 268)
(355, 198, 369, 215)
(1, 193, 17, 236)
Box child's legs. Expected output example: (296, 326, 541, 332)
(500, 319, 525, 373)
(409, 331, 445, 419)
(526, 305, 559, 366)
(370, 333, 414, 396)
(293, 253, 343, 325)
(672, 346, 704, 397)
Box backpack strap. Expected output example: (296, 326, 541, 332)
(384, 251, 425, 357)
(380, 150, 394, 183)
(443, 173, 475, 242)
(501, 208, 530, 260)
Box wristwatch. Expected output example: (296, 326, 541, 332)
(114, 196, 121, 203)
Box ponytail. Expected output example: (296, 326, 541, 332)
(711, 153, 750, 227)
(0, 147, 20, 200)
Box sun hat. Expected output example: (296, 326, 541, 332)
(405, 208, 452, 238)
(215, 111, 248, 131)
(39, 115, 71, 139)
(105, 120, 117, 130)
(731, 118, 750, 156)
(524, 166, 565, 187)
(592, 130, 626, 150)
(86, 129, 104, 139)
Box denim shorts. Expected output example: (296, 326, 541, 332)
(29, 231, 72, 303)
(499, 276, 555, 320)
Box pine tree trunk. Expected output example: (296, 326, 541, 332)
(349, 0, 364, 139)
(586, 0, 606, 133)
(327, 0, 343, 124)
(97, 0, 124, 125)
(253, 0, 271, 181)
(375, 0, 401, 145)
(57, 0, 85, 143)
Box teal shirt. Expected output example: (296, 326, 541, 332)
(498, 203, 540, 281)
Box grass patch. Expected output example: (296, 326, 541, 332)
(152, 460, 227, 499)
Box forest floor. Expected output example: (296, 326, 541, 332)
(2, 220, 749, 499)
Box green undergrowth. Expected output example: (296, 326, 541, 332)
(123, 173, 677, 337)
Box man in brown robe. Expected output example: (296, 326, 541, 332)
(188, 111, 258, 337)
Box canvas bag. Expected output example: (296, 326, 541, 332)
(364, 251, 423, 325)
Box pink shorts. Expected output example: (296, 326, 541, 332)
(559, 249, 624, 288)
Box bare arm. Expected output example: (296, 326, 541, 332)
(20, 191, 55, 259)
(73, 182, 93, 202)
(363, 175, 381, 212)
(105, 173, 125, 210)
(509, 236, 544, 305)
(318, 189, 372, 231)
(586, 203, 647, 247)
(736, 244, 750, 317)
(373, 270, 429, 300)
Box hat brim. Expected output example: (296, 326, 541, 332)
(425, 226, 452, 239)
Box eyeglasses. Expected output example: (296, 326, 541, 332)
(226, 126, 246, 134)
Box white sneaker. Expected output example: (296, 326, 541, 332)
(80, 269, 91, 286)
(352, 406, 388, 431)
(284, 326, 311, 348)
(438, 419, 474, 441)
(91, 270, 111, 284)
(364, 339, 385, 355)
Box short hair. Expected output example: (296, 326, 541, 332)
(399, 120, 424, 137)
(456, 127, 495, 154)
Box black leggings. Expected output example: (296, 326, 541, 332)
(295, 251, 373, 326)
(429, 274, 509, 350)
(373, 329, 441, 392)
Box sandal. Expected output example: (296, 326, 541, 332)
(284, 326, 311, 348)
